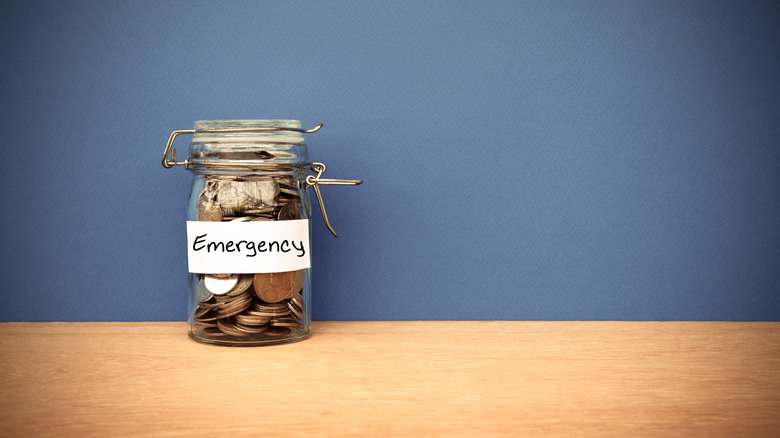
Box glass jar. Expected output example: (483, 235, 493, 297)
(162, 119, 360, 346)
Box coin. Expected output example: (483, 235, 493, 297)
(279, 186, 299, 196)
(194, 309, 219, 322)
(204, 274, 239, 295)
(226, 274, 254, 296)
(235, 322, 269, 334)
(235, 313, 271, 326)
(252, 301, 288, 311)
(198, 325, 227, 336)
(253, 271, 296, 303)
(217, 318, 247, 336)
(264, 326, 291, 337)
(193, 305, 213, 319)
(278, 203, 303, 220)
(291, 270, 305, 298)
(269, 317, 299, 327)
(195, 278, 213, 302)
(291, 291, 304, 308)
(288, 304, 304, 321)
(215, 295, 253, 318)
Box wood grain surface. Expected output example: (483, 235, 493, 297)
(1, 321, 778, 437)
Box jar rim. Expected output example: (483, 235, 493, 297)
(194, 119, 302, 130)
(193, 119, 304, 144)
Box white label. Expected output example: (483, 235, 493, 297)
(186, 220, 311, 274)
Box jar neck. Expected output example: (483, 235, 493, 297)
(187, 120, 309, 172)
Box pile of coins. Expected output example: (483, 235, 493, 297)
(190, 175, 307, 338)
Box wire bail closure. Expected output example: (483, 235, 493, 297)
(162, 123, 324, 169)
(306, 162, 362, 237)
(162, 123, 362, 237)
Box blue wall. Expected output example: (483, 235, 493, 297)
(1, 1, 778, 321)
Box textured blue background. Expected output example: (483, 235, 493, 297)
(1, 1, 778, 321)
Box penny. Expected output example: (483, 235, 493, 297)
(253, 271, 295, 303)
(204, 274, 239, 295)
(264, 326, 291, 337)
(279, 186, 299, 196)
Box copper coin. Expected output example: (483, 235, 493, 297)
(264, 326, 291, 337)
(253, 271, 295, 303)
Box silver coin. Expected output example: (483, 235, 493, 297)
(215, 295, 253, 318)
(195, 279, 213, 302)
(194, 309, 219, 322)
(235, 313, 271, 326)
(217, 318, 248, 337)
(288, 302, 304, 321)
(226, 274, 254, 296)
(193, 305, 212, 319)
(269, 318, 300, 327)
(245, 206, 276, 214)
(204, 274, 239, 295)
(234, 321, 269, 334)
(291, 291, 304, 309)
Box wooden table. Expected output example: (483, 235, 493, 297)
(1, 321, 778, 437)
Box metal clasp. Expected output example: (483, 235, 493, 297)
(306, 162, 363, 237)
(162, 124, 324, 169)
